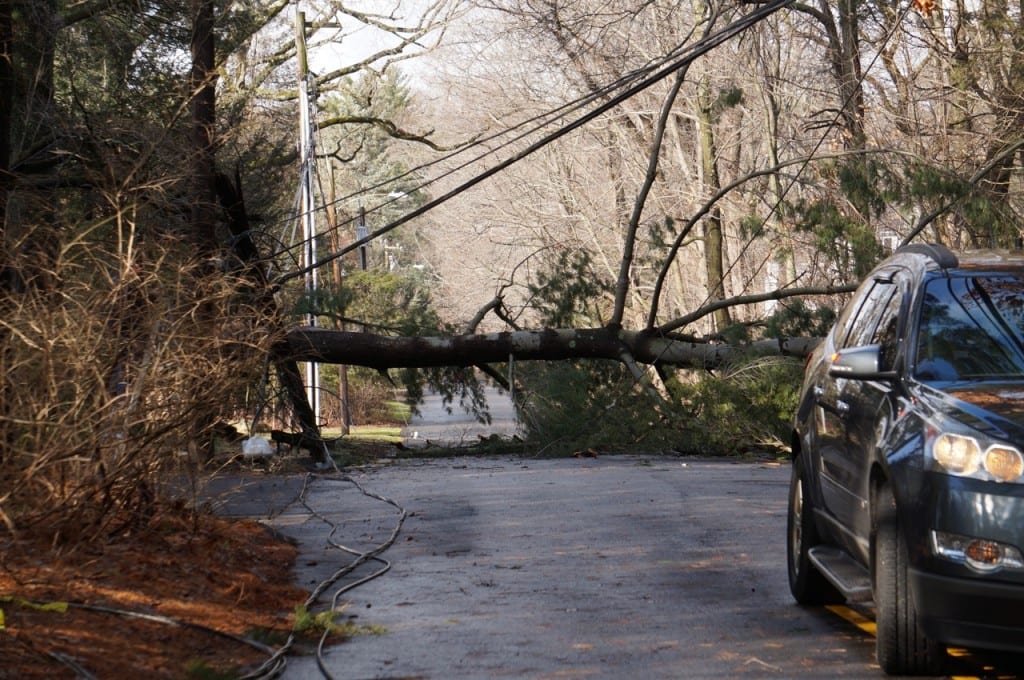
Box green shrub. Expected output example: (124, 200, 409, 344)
(515, 355, 803, 457)
(670, 356, 803, 455)
(515, 359, 672, 456)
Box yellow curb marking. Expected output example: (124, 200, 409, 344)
(826, 604, 983, 680)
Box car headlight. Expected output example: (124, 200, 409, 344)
(932, 530, 1024, 572)
(927, 421, 1024, 483)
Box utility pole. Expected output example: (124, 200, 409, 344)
(357, 206, 368, 270)
(296, 9, 320, 426)
(326, 163, 352, 434)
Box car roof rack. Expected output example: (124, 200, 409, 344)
(896, 243, 958, 269)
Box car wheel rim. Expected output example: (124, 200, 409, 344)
(791, 475, 803, 575)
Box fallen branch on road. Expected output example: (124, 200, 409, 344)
(281, 326, 822, 372)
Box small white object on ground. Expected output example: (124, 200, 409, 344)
(241, 437, 274, 458)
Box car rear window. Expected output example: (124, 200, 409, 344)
(915, 275, 1024, 382)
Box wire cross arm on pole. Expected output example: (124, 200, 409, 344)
(274, 0, 796, 286)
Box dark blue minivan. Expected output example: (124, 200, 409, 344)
(789, 243, 1024, 675)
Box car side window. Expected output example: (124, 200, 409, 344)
(833, 278, 880, 350)
(841, 278, 899, 351)
(871, 287, 903, 370)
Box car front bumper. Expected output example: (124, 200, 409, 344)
(896, 469, 1024, 652)
(910, 568, 1024, 653)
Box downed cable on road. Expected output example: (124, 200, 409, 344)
(241, 470, 408, 680)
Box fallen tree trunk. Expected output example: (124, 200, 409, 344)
(281, 327, 821, 371)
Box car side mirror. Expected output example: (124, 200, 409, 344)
(828, 344, 898, 381)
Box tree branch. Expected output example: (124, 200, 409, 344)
(658, 283, 857, 334)
(610, 67, 689, 327)
(902, 136, 1024, 245)
(646, 147, 900, 329)
(317, 115, 454, 151)
(58, 0, 133, 27)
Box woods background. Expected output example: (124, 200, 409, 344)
(1, 0, 1021, 537)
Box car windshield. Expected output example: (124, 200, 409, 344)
(915, 275, 1024, 382)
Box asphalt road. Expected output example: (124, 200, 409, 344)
(402, 386, 522, 447)
(252, 456, 891, 679)
(201, 453, 1024, 680)
(198, 389, 1024, 678)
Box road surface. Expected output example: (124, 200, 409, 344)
(401, 386, 521, 447)
(209, 455, 1024, 678)
(264, 456, 885, 678)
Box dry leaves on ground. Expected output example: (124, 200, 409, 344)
(0, 510, 311, 679)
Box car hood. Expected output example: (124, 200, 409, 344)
(919, 382, 1024, 438)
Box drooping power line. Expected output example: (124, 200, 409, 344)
(276, 0, 797, 285)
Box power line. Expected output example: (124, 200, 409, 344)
(276, 0, 797, 285)
(267, 22, 710, 266)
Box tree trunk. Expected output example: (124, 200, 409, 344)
(190, 0, 217, 253)
(836, 0, 865, 148)
(696, 70, 732, 332)
(282, 327, 819, 371)
(213, 174, 330, 464)
(274, 358, 330, 464)
(0, 0, 10, 232)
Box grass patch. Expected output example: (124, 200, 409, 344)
(293, 604, 387, 639)
(345, 425, 403, 443)
(385, 400, 412, 422)
(245, 626, 290, 647)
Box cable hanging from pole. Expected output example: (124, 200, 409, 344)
(294, 7, 322, 428)
(264, 1, 792, 270)
(275, 0, 797, 286)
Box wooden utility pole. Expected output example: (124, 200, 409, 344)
(325, 164, 352, 434)
(295, 10, 320, 426)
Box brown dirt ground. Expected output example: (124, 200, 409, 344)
(0, 509, 313, 679)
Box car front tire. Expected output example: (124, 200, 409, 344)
(873, 485, 945, 675)
(787, 453, 841, 604)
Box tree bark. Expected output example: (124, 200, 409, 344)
(0, 0, 10, 228)
(273, 358, 330, 464)
(282, 327, 819, 371)
(190, 0, 218, 252)
(696, 70, 732, 332)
